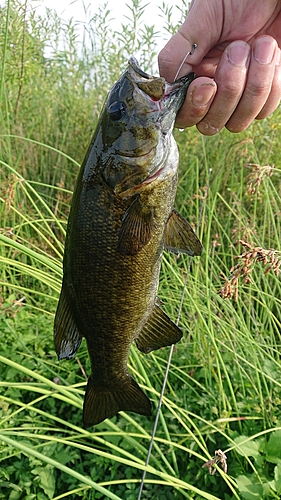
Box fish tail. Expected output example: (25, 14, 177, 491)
(83, 375, 152, 427)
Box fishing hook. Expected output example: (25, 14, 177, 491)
(174, 43, 197, 81)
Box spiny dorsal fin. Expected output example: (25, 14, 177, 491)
(83, 375, 152, 427)
(117, 195, 154, 255)
(54, 282, 82, 360)
(164, 208, 203, 256)
(135, 303, 182, 354)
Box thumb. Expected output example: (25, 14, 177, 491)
(158, 2, 219, 82)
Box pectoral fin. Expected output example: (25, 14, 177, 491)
(83, 375, 152, 427)
(135, 304, 182, 354)
(54, 282, 82, 360)
(164, 208, 203, 256)
(117, 195, 154, 255)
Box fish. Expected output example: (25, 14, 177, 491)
(54, 57, 203, 427)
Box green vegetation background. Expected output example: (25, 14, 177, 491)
(1, 1, 281, 499)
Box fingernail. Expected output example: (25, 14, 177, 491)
(191, 83, 216, 107)
(253, 36, 276, 65)
(227, 41, 250, 66)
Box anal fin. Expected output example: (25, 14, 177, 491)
(135, 304, 183, 354)
(164, 208, 203, 256)
(54, 282, 82, 360)
(83, 375, 152, 427)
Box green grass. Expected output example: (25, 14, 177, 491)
(1, 1, 281, 499)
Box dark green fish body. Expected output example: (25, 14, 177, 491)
(54, 58, 202, 427)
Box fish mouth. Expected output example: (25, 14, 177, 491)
(129, 56, 193, 86)
(129, 56, 195, 106)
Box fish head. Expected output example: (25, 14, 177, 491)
(99, 57, 195, 195)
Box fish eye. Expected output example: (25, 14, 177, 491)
(108, 101, 126, 121)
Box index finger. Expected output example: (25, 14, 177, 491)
(158, 32, 202, 82)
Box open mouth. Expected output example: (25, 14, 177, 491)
(129, 56, 195, 101)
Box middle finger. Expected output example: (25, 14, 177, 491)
(196, 40, 251, 135)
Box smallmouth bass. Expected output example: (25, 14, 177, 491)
(54, 58, 203, 427)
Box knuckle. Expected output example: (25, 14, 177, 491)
(220, 81, 243, 95)
(246, 80, 271, 98)
(197, 120, 221, 136)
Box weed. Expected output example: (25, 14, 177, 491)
(0, 1, 281, 499)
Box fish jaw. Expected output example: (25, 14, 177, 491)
(91, 58, 195, 195)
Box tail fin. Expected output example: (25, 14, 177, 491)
(83, 376, 152, 427)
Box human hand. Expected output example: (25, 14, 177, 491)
(158, 0, 281, 135)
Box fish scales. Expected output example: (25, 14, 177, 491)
(54, 58, 203, 427)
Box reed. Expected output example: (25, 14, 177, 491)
(1, 1, 281, 499)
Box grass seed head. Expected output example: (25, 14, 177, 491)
(218, 240, 281, 300)
(245, 163, 274, 197)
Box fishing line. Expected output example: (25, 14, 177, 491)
(137, 268, 190, 500)
(137, 45, 198, 499)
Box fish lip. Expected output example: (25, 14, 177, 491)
(128, 56, 152, 80)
